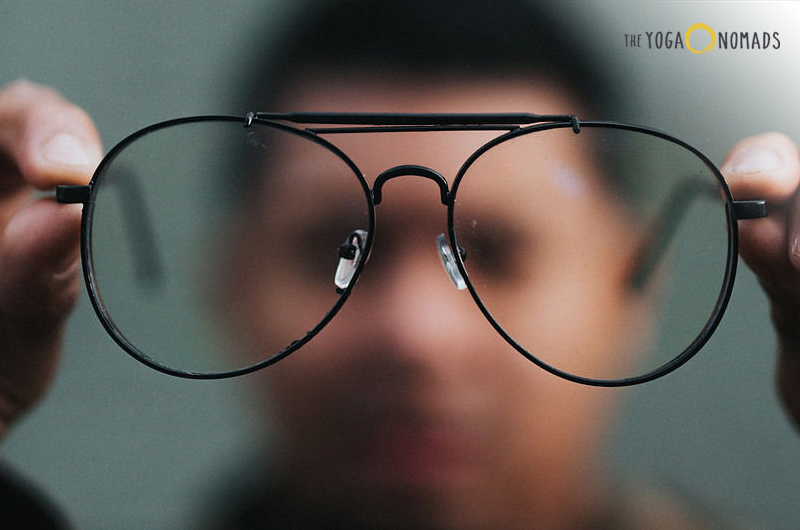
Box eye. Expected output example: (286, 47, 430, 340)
(455, 216, 532, 286)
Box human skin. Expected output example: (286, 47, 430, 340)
(0, 78, 798, 528)
(720, 132, 800, 426)
(220, 73, 781, 528)
(223, 75, 634, 529)
(0, 80, 102, 436)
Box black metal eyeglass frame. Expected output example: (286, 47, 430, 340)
(57, 112, 767, 386)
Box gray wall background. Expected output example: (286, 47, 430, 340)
(1, 1, 799, 528)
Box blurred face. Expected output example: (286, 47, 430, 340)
(226, 73, 647, 529)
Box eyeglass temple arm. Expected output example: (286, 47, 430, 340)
(629, 178, 766, 290)
(57, 172, 164, 288)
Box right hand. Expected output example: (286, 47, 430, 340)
(0, 79, 102, 438)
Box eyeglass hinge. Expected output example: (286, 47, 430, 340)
(732, 199, 767, 220)
(56, 184, 91, 204)
(570, 115, 581, 133)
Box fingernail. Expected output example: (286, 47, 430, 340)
(722, 145, 784, 175)
(39, 132, 94, 167)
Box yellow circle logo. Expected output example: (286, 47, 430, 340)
(686, 23, 716, 54)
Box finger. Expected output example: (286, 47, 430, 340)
(720, 132, 800, 279)
(0, 198, 82, 432)
(0, 198, 83, 323)
(0, 79, 102, 193)
(0, 81, 99, 434)
(721, 132, 800, 201)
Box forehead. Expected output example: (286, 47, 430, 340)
(278, 69, 582, 114)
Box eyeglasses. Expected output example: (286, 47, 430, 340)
(56, 112, 766, 386)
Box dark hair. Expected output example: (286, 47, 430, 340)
(238, 0, 620, 116)
(225, 0, 635, 203)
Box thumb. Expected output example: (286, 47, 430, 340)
(720, 132, 800, 281)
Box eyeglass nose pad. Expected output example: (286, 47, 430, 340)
(437, 233, 467, 290)
(335, 229, 369, 293)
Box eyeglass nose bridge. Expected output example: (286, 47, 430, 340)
(371, 164, 452, 205)
(369, 165, 466, 290)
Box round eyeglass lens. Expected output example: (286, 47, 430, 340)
(451, 123, 732, 383)
(86, 118, 372, 376)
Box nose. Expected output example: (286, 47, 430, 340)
(357, 239, 475, 371)
(335, 175, 483, 371)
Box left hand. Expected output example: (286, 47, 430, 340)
(722, 132, 800, 427)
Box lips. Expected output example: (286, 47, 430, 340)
(272, 355, 498, 499)
(350, 407, 487, 494)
